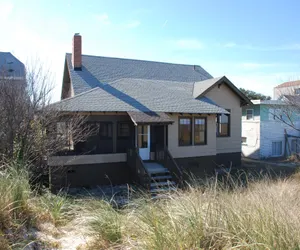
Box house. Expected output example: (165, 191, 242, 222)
(274, 80, 300, 100)
(0, 52, 25, 81)
(242, 99, 300, 159)
(49, 33, 251, 189)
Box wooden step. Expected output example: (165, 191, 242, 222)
(149, 170, 170, 176)
(150, 181, 176, 188)
(150, 187, 177, 193)
(151, 175, 173, 181)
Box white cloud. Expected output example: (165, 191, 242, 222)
(174, 39, 204, 50)
(0, 2, 13, 20)
(94, 13, 110, 25)
(124, 20, 140, 29)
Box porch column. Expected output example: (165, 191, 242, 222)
(113, 121, 117, 153)
(135, 125, 138, 149)
(164, 124, 167, 149)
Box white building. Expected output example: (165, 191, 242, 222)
(242, 100, 300, 159)
(274, 80, 300, 100)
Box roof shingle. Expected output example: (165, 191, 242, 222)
(53, 78, 229, 114)
(65, 53, 213, 95)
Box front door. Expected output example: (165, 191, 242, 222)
(137, 125, 150, 160)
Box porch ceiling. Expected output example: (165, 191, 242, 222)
(127, 111, 174, 125)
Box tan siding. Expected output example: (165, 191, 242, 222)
(205, 84, 242, 154)
(48, 153, 126, 166)
(167, 114, 217, 158)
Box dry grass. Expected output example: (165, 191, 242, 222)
(2, 163, 300, 250)
(82, 174, 300, 250)
(0, 162, 73, 249)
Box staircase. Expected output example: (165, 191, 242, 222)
(144, 162, 177, 197)
(127, 147, 183, 198)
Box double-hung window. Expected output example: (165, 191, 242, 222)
(179, 118, 192, 146)
(272, 141, 282, 156)
(217, 110, 230, 137)
(179, 117, 207, 146)
(194, 118, 206, 145)
(246, 109, 254, 120)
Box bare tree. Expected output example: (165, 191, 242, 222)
(0, 61, 93, 173)
(269, 87, 300, 158)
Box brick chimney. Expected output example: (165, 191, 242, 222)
(72, 33, 82, 70)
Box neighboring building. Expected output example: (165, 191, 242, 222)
(274, 80, 300, 100)
(49, 33, 251, 189)
(242, 100, 300, 159)
(0, 52, 25, 80)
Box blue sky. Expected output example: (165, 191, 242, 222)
(1, 0, 300, 101)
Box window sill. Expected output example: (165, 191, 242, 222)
(194, 143, 207, 146)
(217, 135, 231, 138)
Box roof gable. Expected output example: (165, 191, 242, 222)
(193, 76, 252, 106)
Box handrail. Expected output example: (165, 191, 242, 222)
(166, 148, 183, 177)
(127, 148, 151, 190)
(155, 146, 184, 186)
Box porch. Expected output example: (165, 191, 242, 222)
(49, 112, 183, 191)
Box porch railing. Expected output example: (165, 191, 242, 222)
(155, 146, 184, 186)
(127, 148, 151, 190)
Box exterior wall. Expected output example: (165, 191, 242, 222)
(168, 114, 217, 158)
(216, 152, 241, 167)
(274, 85, 300, 100)
(175, 155, 217, 180)
(51, 162, 132, 189)
(205, 83, 242, 154)
(260, 104, 300, 158)
(48, 153, 126, 166)
(242, 104, 300, 159)
(241, 104, 261, 159)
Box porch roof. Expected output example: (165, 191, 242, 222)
(127, 111, 174, 125)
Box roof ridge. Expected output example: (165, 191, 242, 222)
(195, 75, 224, 84)
(65, 52, 201, 67)
(109, 77, 195, 84)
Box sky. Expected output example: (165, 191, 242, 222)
(1, 0, 300, 101)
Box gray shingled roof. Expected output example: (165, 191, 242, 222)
(65, 53, 213, 95)
(53, 78, 228, 114)
(0, 52, 25, 78)
(193, 77, 223, 98)
(128, 111, 174, 125)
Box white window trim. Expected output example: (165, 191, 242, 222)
(246, 109, 254, 120)
(271, 141, 283, 157)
